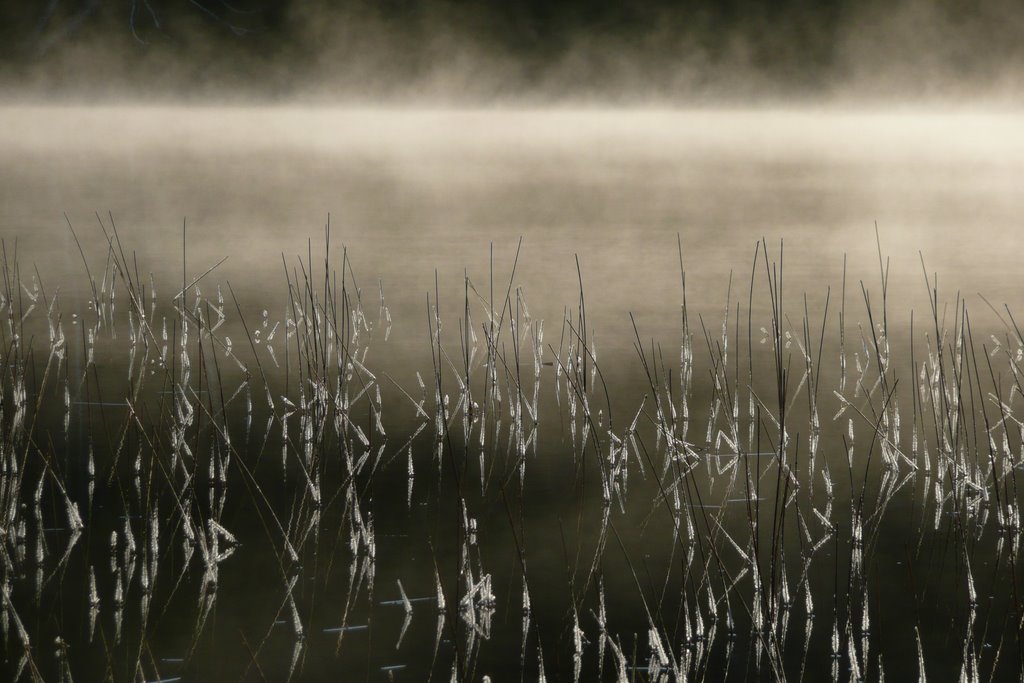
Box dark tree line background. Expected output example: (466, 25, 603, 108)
(0, 0, 1021, 101)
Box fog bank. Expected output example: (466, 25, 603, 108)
(2, 0, 1023, 104)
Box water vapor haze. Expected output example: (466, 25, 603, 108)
(2, 0, 1023, 104)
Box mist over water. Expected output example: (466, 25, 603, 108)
(4, 106, 1023, 328)
(3, 0, 1024, 103)
(2, 3, 1024, 681)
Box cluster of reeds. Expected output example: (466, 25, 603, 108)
(0, 221, 1021, 681)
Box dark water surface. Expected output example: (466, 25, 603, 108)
(0, 107, 1023, 681)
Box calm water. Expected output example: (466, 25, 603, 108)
(0, 106, 1023, 681)
(2, 107, 1023, 331)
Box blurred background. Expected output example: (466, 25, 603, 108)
(2, 0, 1023, 104)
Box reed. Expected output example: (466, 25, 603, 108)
(0, 224, 1019, 681)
